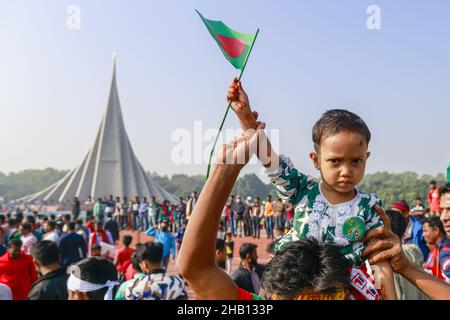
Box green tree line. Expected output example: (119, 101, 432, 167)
(0, 168, 446, 208)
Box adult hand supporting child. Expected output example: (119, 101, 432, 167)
(363, 205, 450, 299)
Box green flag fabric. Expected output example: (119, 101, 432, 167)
(196, 10, 257, 69)
(447, 164, 450, 182)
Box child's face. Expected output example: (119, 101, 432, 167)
(310, 132, 369, 196)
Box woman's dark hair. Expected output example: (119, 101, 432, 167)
(261, 238, 351, 299)
(71, 257, 118, 300)
(312, 109, 371, 152)
(31, 240, 59, 266)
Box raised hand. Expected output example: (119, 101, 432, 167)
(362, 205, 410, 273)
(227, 78, 258, 131)
(215, 122, 266, 169)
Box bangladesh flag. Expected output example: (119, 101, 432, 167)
(196, 10, 257, 70)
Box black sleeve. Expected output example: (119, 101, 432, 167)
(27, 285, 41, 300)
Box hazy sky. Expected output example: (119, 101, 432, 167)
(0, 0, 449, 180)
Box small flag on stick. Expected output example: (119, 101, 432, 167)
(196, 10, 259, 179)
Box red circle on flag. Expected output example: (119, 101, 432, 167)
(217, 34, 246, 58)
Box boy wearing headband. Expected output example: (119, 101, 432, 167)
(67, 257, 119, 300)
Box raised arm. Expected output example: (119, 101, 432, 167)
(176, 127, 264, 300)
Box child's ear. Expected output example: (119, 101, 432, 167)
(309, 152, 320, 170)
(366, 151, 371, 160)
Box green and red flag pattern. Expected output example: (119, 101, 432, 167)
(196, 10, 257, 70)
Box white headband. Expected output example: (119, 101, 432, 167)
(67, 273, 119, 300)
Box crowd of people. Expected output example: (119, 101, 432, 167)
(0, 78, 449, 301)
(174, 78, 450, 301)
(0, 204, 191, 300)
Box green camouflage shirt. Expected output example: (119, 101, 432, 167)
(269, 155, 383, 265)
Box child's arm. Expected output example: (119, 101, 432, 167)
(372, 261, 398, 300)
(227, 79, 313, 204)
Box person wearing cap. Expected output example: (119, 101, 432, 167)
(394, 199, 429, 260)
(391, 200, 410, 218)
(67, 257, 119, 300)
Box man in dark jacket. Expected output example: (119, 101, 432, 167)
(104, 214, 120, 244)
(231, 243, 265, 295)
(59, 222, 87, 267)
(28, 241, 68, 300)
(72, 197, 81, 221)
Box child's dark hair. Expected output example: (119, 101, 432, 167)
(312, 109, 371, 152)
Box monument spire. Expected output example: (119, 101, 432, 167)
(19, 55, 176, 203)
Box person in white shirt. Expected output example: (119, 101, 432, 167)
(42, 221, 60, 246)
(88, 222, 114, 257)
(19, 223, 37, 255)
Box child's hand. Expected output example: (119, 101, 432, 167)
(227, 78, 257, 131)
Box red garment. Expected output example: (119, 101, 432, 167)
(89, 230, 110, 249)
(237, 287, 255, 300)
(285, 204, 294, 221)
(0, 251, 38, 300)
(428, 187, 441, 213)
(85, 221, 95, 233)
(115, 247, 135, 273)
(424, 238, 450, 282)
(124, 261, 136, 281)
(162, 203, 169, 216)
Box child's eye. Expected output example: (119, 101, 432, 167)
(352, 159, 363, 165)
(328, 159, 338, 164)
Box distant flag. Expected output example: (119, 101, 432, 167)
(196, 10, 258, 70)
